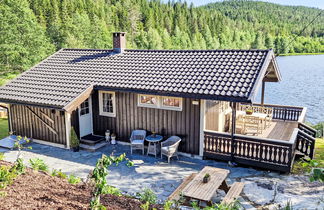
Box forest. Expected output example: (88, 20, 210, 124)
(0, 0, 323, 84)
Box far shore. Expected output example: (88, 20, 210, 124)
(279, 52, 324, 56)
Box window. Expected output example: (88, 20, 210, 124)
(99, 91, 116, 117)
(138, 94, 159, 108)
(80, 98, 90, 115)
(138, 94, 182, 111)
(161, 96, 182, 111)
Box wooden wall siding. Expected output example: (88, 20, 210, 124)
(92, 91, 201, 155)
(10, 104, 66, 145)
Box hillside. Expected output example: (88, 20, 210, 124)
(0, 0, 323, 84)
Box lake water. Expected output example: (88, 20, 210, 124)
(256, 54, 324, 124)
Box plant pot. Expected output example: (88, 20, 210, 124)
(72, 146, 79, 152)
(203, 176, 210, 183)
(111, 137, 116, 145)
(246, 110, 253, 115)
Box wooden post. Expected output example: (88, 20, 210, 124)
(65, 112, 71, 149)
(231, 102, 237, 160)
(7, 104, 13, 134)
(261, 80, 265, 105)
(199, 100, 205, 157)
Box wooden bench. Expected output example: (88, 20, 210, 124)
(168, 173, 197, 201)
(221, 182, 244, 205)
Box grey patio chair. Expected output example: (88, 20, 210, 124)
(161, 136, 181, 163)
(130, 130, 146, 155)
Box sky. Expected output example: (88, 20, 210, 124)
(172, 0, 324, 9)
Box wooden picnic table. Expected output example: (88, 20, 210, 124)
(182, 166, 230, 204)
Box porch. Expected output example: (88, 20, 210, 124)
(203, 102, 316, 172)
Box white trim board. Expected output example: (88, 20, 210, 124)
(32, 139, 67, 149)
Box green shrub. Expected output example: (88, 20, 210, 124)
(140, 201, 150, 210)
(137, 188, 157, 204)
(29, 158, 49, 172)
(102, 185, 122, 196)
(163, 200, 173, 210)
(70, 127, 79, 148)
(0, 153, 4, 161)
(68, 174, 81, 184)
(51, 169, 67, 179)
(0, 165, 17, 189)
(12, 158, 25, 175)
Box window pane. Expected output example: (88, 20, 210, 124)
(162, 97, 180, 107)
(102, 93, 114, 114)
(140, 95, 157, 105)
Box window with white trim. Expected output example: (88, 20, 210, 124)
(138, 94, 159, 108)
(161, 96, 182, 111)
(138, 94, 182, 111)
(99, 91, 116, 117)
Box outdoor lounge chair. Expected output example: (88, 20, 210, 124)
(161, 136, 181, 163)
(130, 130, 146, 155)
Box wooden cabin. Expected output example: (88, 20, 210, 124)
(0, 32, 316, 172)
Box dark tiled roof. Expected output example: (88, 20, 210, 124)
(0, 48, 272, 109)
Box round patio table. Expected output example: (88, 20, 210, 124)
(145, 135, 163, 158)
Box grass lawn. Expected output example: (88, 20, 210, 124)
(293, 138, 324, 174)
(0, 117, 9, 139)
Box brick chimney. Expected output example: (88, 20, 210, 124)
(113, 32, 126, 53)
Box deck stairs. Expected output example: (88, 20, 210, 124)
(295, 123, 317, 159)
(80, 134, 107, 152)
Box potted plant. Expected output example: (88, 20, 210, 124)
(203, 173, 210, 183)
(111, 133, 116, 145)
(246, 108, 253, 115)
(70, 127, 79, 152)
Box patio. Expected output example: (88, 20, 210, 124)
(1, 142, 323, 209)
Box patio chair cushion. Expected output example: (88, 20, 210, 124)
(131, 140, 144, 144)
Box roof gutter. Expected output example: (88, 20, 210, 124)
(94, 86, 252, 103)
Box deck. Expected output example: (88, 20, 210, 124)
(258, 120, 298, 140)
(204, 103, 316, 172)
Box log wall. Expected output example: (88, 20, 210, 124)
(92, 91, 201, 155)
(10, 104, 66, 145)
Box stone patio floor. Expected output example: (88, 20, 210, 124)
(0, 142, 323, 209)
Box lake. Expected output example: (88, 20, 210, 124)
(256, 54, 324, 124)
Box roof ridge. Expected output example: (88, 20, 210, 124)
(61, 48, 272, 53)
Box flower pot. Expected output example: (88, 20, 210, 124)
(203, 176, 210, 183)
(246, 110, 253, 115)
(72, 146, 79, 152)
(111, 136, 116, 145)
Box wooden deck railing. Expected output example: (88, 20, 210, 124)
(240, 103, 306, 122)
(204, 130, 296, 172)
(296, 123, 316, 159)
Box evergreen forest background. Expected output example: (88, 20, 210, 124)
(0, 0, 323, 84)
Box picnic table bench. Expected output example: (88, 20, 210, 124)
(169, 166, 244, 206)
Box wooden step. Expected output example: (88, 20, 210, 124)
(80, 138, 105, 146)
(221, 182, 244, 205)
(168, 173, 197, 201)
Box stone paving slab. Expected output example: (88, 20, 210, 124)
(1, 142, 323, 209)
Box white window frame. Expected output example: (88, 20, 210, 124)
(161, 96, 183, 111)
(99, 91, 116, 117)
(137, 94, 160, 108)
(137, 94, 183, 111)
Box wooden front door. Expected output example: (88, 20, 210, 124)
(79, 97, 93, 137)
